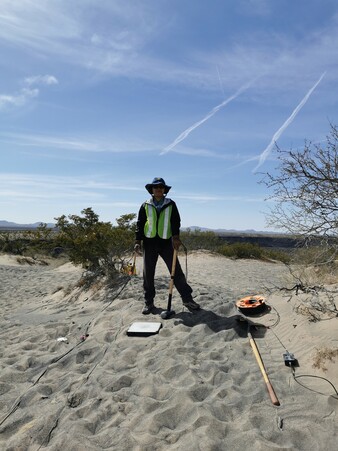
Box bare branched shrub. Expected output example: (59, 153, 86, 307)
(261, 125, 338, 312)
(293, 289, 338, 321)
(262, 124, 338, 237)
(289, 243, 338, 285)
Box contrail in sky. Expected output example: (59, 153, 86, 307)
(161, 79, 255, 155)
(253, 72, 326, 172)
(216, 65, 225, 97)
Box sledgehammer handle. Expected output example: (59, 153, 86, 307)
(248, 330, 280, 406)
(167, 249, 178, 311)
(169, 249, 178, 291)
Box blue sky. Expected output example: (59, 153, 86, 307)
(1, 0, 338, 231)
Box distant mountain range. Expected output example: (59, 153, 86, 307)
(183, 226, 259, 234)
(0, 220, 281, 235)
(0, 220, 55, 229)
(182, 226, 282, 235)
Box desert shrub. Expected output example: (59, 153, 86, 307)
(0, 225, 61, 258)
(218, 242, 264, 259)
(21, 223, 58, 257)
(54, 208, 135, 276)
(286, 243, 338, 285)
(262, 124, 338, 298)
(111, 213, 137, 265)
(264, 248, 291, 263)
(180, 229, 223, 251)
(291, 244, 337, 265)
(0, 234, 27, 255)
(262, 124, 338, 237)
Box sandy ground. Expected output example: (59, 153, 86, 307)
(0, 251, 337, 450)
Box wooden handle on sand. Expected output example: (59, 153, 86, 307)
(248, 330, 280, 406)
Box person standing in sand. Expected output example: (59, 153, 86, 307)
(134, 177, 200, 315)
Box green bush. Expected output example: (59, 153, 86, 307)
(264, 248, 291, 263)
(218, 241, 291, 262)
(55, 208, 135, 274)
(0, 225, 60, 258)
(180, 229, 223, 251)
(0, 236, 27, 255)
(218, 242, 264, 259)
(22, 223, 58, 257)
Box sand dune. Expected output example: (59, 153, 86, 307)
(0, 251, 337, 450)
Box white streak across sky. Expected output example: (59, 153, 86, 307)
(253, 72, 326, 172)
(161, 79, 255, 155)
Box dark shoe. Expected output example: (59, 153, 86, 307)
(142, 303, 154, 315)
(182, 299, 200, 310)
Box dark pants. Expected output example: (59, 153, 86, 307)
(142, 237, 193, 305)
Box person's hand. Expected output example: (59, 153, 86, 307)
(172, 236, 182, 250)
(134, 241, 142, 255)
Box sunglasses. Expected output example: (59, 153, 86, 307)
(153, 185, 165, 189)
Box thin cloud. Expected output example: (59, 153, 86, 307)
(0, 173, 144, 194)
(0, 1, 81, 52)
(161, 79, 256, 155)
(24, 75, 59, 86)
(0, 132, 156, 153)
(0, 1, 337, 93)
(0, 74, 58, 110)
(0, 88, 38, 109)
(253, 72, 326, 172)
(216, 65, 225, 97)
(175, 194, 264, 202)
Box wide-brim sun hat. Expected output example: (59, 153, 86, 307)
(145, 177, 171, 195)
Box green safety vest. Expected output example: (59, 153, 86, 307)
(144, 203, 173, 239)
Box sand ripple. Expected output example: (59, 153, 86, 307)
(0, 252, 337, 450)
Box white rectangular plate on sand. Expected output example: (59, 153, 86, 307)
(127, 321, 162, 337)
